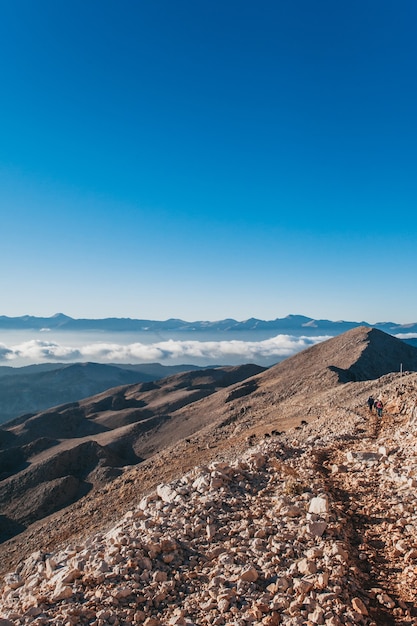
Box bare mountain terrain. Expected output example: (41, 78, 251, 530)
(0, 362, 204, 425)
(1, 327, 417, 625)
(0, 364, 266, 540)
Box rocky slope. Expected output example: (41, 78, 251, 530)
(0, 327, 417, 624)
(0, 364, 266, 541)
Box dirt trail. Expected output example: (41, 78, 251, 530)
(1, 369, 417, 625)
(315, 408, 417, 625)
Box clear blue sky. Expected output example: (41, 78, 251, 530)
(1, 0, 416, 324)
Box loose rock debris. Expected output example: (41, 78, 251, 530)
(1, 378, 417, 625)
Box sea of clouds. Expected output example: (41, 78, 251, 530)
(0, 333, 333, 367)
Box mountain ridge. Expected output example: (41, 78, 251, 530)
(1, 327, 417, 623)
(0, 362, 204, 425)
(1, 327, 416, 548)
(1, 313, 417, 333)
(0, 363, 266, 540)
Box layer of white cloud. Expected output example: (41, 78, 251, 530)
(0, 334, 332, 366)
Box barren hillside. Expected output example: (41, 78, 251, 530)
(1, 327, 417, 625)
(0, 362, 205, 426)
(0, 364, 266, 540)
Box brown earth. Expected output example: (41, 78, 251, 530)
(0, 364, 266, 536)
(1, 326, 417, 623)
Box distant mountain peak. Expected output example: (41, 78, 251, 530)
(0, 314, 416, 336)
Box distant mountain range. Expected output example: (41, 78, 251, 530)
(1, 315, 416, 424)
(1, 312, 417, 334)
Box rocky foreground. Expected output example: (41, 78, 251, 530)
(1, 373, 417, 625)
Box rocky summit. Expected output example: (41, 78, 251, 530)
(1, 327, 417, 625)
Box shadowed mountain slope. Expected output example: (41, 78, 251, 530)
(0, 327, 416, 553)
(174, 326, 417, 435)
(0, 364, 265, 536)
(0, 362, 202, 425)
(263, 325, 417, 383)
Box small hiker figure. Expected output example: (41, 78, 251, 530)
(367, 395, 374, 412)
(375, 399, 383, 418)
